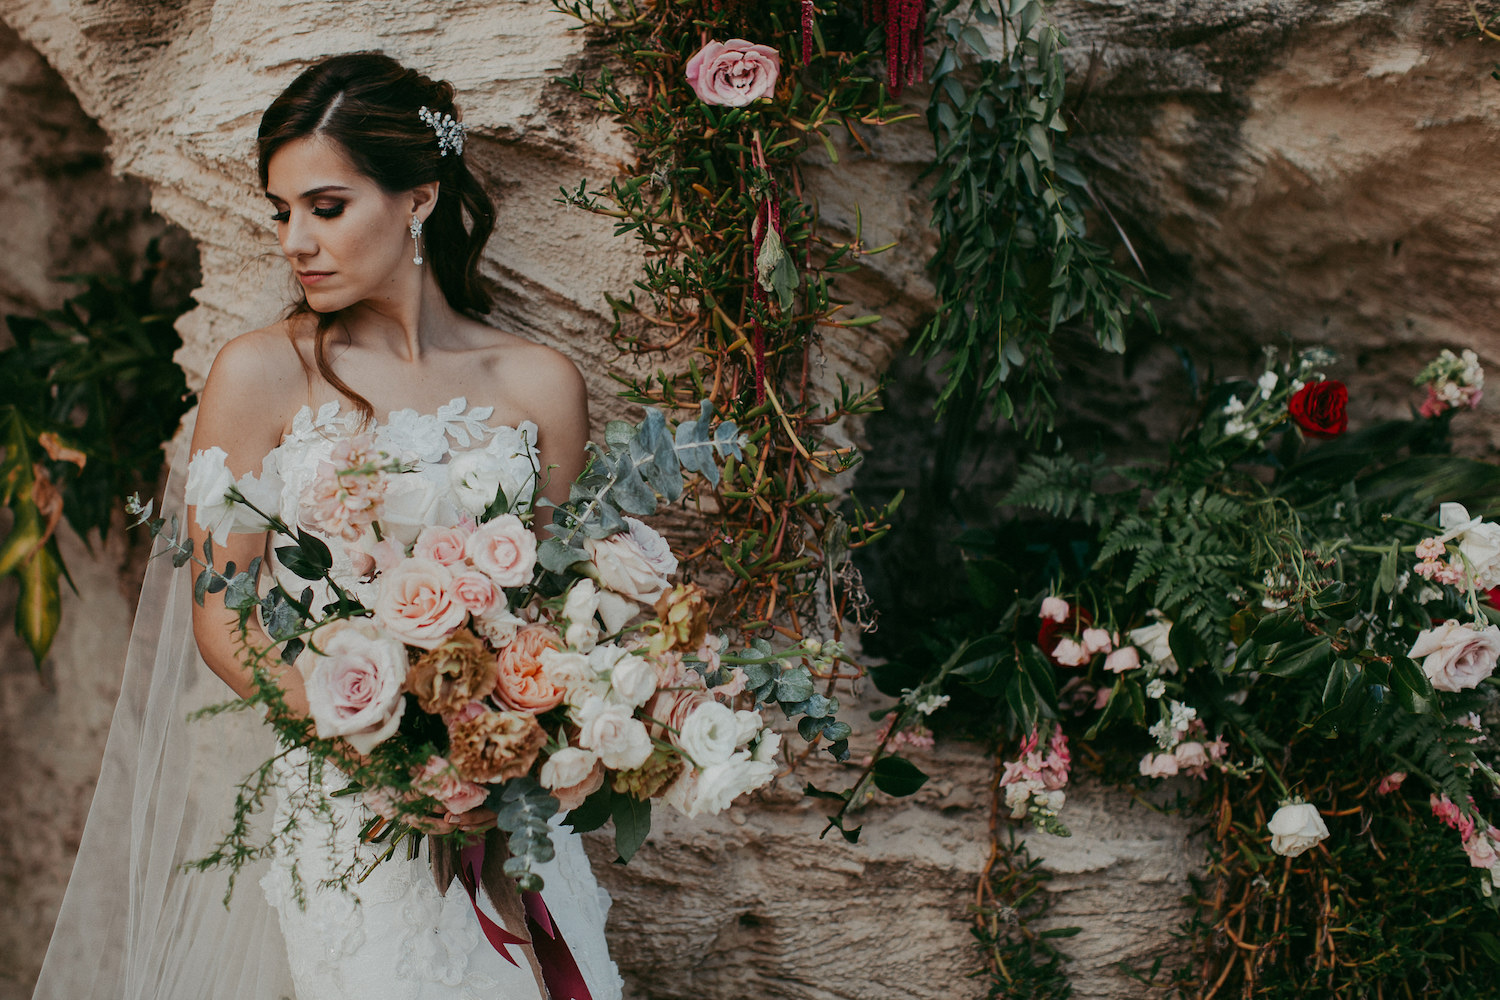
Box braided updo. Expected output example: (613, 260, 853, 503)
(257, 53, 497, 416)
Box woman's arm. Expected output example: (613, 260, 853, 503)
(187, 327, 310, 714)
(516, 344, 591, 538)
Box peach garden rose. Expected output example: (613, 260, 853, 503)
(373, 556, 467, 649)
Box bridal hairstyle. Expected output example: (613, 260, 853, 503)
(257, 52, 498, 418)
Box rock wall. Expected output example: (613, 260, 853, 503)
(4, 0, 1500, 998)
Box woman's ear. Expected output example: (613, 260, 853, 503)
(410, 181, 440, 223)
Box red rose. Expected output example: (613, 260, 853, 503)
(1288, 381, 1348, 439)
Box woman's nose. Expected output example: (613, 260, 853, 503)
(281, 211, 317, 259)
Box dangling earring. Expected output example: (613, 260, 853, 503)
(409, 215, 424, 266)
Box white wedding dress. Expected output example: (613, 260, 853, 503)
(258, 397, 621, 1000)
(31, 398, 621, 1000)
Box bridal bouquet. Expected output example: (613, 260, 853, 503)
(131, 403, 851, 891)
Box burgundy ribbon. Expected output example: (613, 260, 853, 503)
(458, 842, 594, 1000)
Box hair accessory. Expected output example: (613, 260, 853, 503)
(409, 215, 423, 266)
(417, 106, 467, 157)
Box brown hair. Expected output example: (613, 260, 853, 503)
(257, 52, 497, 419)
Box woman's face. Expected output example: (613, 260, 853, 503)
(264, 136, 415, 313)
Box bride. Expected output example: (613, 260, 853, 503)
(33, 53, 622, 1000)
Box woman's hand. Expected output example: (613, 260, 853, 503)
(409, 806, 497, 836)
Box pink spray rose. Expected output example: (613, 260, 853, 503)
(414, 524, 471, 566)
(451, 570, 500, 616)
(1408, 620, 1500, 692)
(1051, 637, 1089, 667)
(1103, 646, 1141, 673)
(1464, 828, 1500, 869)
(465, 514, 537, 587)
(1139, 752, 1180, 778)
(1173, 741, 1210, 778)
(412, 756, 488, 815)
(685, 39, 780, 107)
(1376, 772, 1407, 795)
(1081, 628, 1114, 655)
(1039, 596, 1070, 623)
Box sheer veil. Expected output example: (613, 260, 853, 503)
(32, 422, 296, 999)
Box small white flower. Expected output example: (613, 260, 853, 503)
(1146, 678, 1167, 699)
(1257, 371, 1278, 400)
(914, 693, 950, 716)
(1221, 396, 1247, 415)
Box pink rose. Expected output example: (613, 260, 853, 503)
(300, 620, 408, 753)
(1081, 628, 1114, 655)
(1103, 646, 1141, 673)
(684, 38, 780, 107)
(413, 756, 488, 815)
(1173, 741, 1209, 778)
(1464, 829, 1500, 869)
(1408, 620, 1500, 692)
(1052, 637, 1089, 667)
(1138, 752, 1179, 778)
(451, 570, 500, 616)
(1039, 596, 1070, 623)
(414, 524, 471, 566)
(373, 557, 468, 649)
(371, 537, 406, 574)
(465, 514, 537, 587)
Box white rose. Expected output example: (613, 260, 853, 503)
(186, 447, 275, 545)
(300, 620, 408, 754)
(732, 709, 763, 747)
(539, 746, 601, 792)
(563, 579, 602, 652)
(447, 423, 540, 518)
(575, 695, 653, 770)
(1408, 620, 1500, 692)
(596, 591, 638, 635)
(1128, 618, 1178, 674)
(675, 701, 741, 767)
(543, 648, 607, 707)
(750, 728, 781, 764)
(1267, 801, 1329, 858)
(473, 605, 526, 648)
(609, 655, 658, 708)
(378, 474, 443, 546)
(585, 522, 675, 604)
(665, 751, 775, 818)
(1440, 502, 1500, 588)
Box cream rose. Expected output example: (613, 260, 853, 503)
(675, 701, 741, 767)
(585, 519, 675, 604)
(301, 620, 408, 753)
(1408, 620, 1500, 692)
(684, 38, 780, 107)
(1440, 502, 1500, 588)
(608, 655, 659, 709)
(379, 475, 443, 546)
(575, 695, 654, 770)
(448, 423, 539, 517)
(465, 514, 537, 588)
(563, 579, 603, 652)
(373, 557, 467, 649)
(539, 746, 606, 811)
(543, 647, 608, 706)
(664, 750, 775, 818)
(1128, 618, 1178, 674)
(1267, 801, 1329, 858)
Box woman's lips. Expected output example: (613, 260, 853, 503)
(297, 271, 333, 286)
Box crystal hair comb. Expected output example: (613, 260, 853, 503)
(417, 106, 468, 157)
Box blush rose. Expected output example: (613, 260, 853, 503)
(1408, 620, 1500, 692)
(465, 514, 537, 587)
(685, 39, 780, 107)
(373, 557, 467, 649)
(300, 620, 408, 753)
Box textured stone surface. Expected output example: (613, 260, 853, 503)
(6, 0, 1500, 997)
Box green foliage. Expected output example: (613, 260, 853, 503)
(920, 0, 1157, 435)
(553, 0, 901, 631)
(0, 244, 193, 664)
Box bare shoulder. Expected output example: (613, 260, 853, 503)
(194, 320, 310, 470)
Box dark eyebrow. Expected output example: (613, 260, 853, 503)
(264, 184, 354, 202)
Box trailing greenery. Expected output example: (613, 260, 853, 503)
(0, 243, 193, 663)
(553, 0, 906, 638)
(920, 0, 1156, 435)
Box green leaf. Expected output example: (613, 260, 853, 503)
(563, 784, 613, 833)
(872, 755, 929, 797)
(611, 794, 651, 863)
(16, 542, 61, 666)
